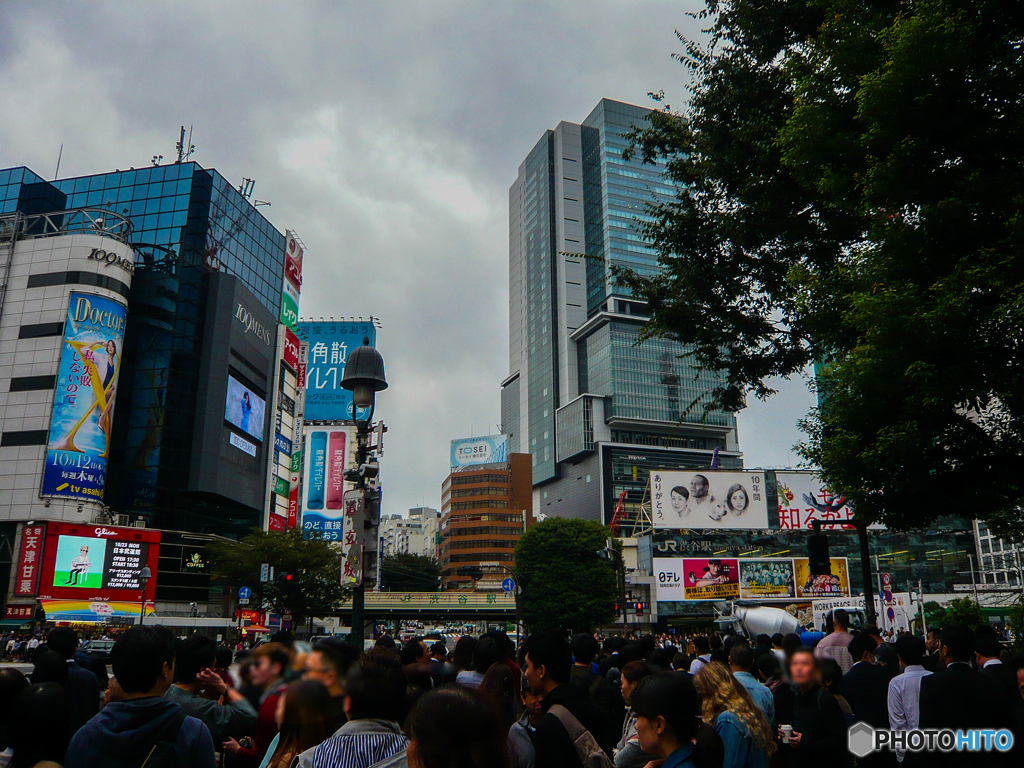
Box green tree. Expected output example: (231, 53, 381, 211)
(515, 518, 617, 632)
(208, 529, 348, 622)
(941, 597, 985, 629)
(380, 553, 441, 593)
(923, 601, 946, 628)
(618, 0, 1024, 534)
(1006, 601, 1024, 652)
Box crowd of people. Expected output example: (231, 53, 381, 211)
(0, 612, 1022, 768)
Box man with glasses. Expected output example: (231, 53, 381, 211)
(304, 640, 357, 723)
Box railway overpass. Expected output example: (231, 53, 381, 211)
(336, 590, 517, 622)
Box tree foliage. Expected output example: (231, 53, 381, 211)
(618, 0, 1024, 533)
(380, 553, 441, 593)
(515, 518, 617, 632)
(207, 529, 348, 621)
(940, 597, 986, 630)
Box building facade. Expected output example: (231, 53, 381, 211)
(0, 162, 297, 623)
(501, 99, 741, 527)
(440, 453, 533, 590)
(379, 507, 440, 560)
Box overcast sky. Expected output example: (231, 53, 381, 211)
(0, 0, 815, 517)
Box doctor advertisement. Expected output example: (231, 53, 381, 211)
(650, 471, 768, 530)
(42, 293, 128, 501)
(794, 557, 851, 598)
(738, 558, 797, 599)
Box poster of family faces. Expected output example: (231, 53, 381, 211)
(650, 471, 769, 530)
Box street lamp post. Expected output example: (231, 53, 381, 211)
(341, 336, 388, 647)
(138, 566, 152, 626)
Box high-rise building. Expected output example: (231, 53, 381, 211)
(501, 99, 741, 526)
(440, 450, 533, 590)
(0, 162, 296, 622)
(0, 163, 288, 537)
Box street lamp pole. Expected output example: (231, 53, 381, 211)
(138, 566, 152, 626)
(341, 336, 388, 648)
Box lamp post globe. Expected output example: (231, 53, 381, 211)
(341, 336, 387, 413)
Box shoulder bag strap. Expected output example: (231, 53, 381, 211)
(548, 704, 587, 742)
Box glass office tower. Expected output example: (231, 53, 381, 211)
(0, 163, 285, 536)
(501, 99, 741, 525)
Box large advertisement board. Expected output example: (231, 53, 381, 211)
(794, 557, 851, 598)
(224, 375, 266, 441)
(650, 470, 768, 529)
(295, 321, 377, 421)
(42, 293, 128, 501)
(38, 523, 160, 620)
(450, 435, 509, 468)
(738, 558, 797, 600)
(301, 427, 354, 538)
(654, 557, 741, 601)
(776, 471, 884, 530)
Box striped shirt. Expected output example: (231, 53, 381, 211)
(297, 719, 408, 768)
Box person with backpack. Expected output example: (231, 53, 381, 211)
(523, 631, 614, 768)
(64, 625, 217, 768)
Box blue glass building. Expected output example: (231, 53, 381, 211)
(501, 99, 741, 525)
(0, 163, 285, 537)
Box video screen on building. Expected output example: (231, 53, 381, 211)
(52, 534, 150, 591)
(224, 374, 266, 440)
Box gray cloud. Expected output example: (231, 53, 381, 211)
(0, 0, 815, 517)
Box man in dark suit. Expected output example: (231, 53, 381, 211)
(921, 627, 942, 672)
(46, 626, 100, 732)
(839, 633, 895, 767)
(919, 624, 996, 768)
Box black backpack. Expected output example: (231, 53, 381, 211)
(139, 711, 186, 768)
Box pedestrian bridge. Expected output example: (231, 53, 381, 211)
(337, 591, 516, 619)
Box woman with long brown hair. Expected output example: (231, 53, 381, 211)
(694, 663, 776, 768)
(263, 679, 336, 768)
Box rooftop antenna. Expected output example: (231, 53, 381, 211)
(239, 178, 256, 199)
(151, 154, 164, 166)
(175, 125, 195, 164)
(53, 143, 63, 180)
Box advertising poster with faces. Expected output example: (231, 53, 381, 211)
(650, 471, 769, 529)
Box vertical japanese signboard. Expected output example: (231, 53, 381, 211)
(341, 489, 364, 587)
(295, 321, 377, 420)
(15, 525, 45, 596)
(302, 427, 354, 538)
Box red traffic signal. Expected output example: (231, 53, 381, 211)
(635, 601, 645, 617)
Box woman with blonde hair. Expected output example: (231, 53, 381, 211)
(694, 662, 776, 768)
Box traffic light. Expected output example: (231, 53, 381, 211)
(808, 519, 831, 576)
(635, 601, 645, 617)
(613, 602, 621, 617)
(278, 572, 293, 583)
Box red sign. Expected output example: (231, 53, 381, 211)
(15, 525, 45, 596)
(38, 523, 161, 603)
(268, 513, 287, 532)
(285, 233, 303, 290)
(287, 485, 300, 529)
(283, 328, 300, 372)
(296, 362, 306, 390)
(235, 609, 265, 625)
(4, 605, 35, 621)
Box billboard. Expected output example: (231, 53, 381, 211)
(284, 230, 303, 290)
(450, 435, 509, 468)
(14, 525, 45, 597)
(301, 427, 354, 538)
(650, 470, 768, 529)
(42, 292, 128, 501)
(38, 523, 160, 614)
(655, 557, 741, 601)
(224, 375, 266, 441)
(295, 320, 377, 421)
(738, 558, 796, 600)
(776, 472, 884, 530)
(794, 557, 850, 598)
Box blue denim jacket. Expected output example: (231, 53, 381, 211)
(714, 711, 769, 768)
(662, 743, 697, 768)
